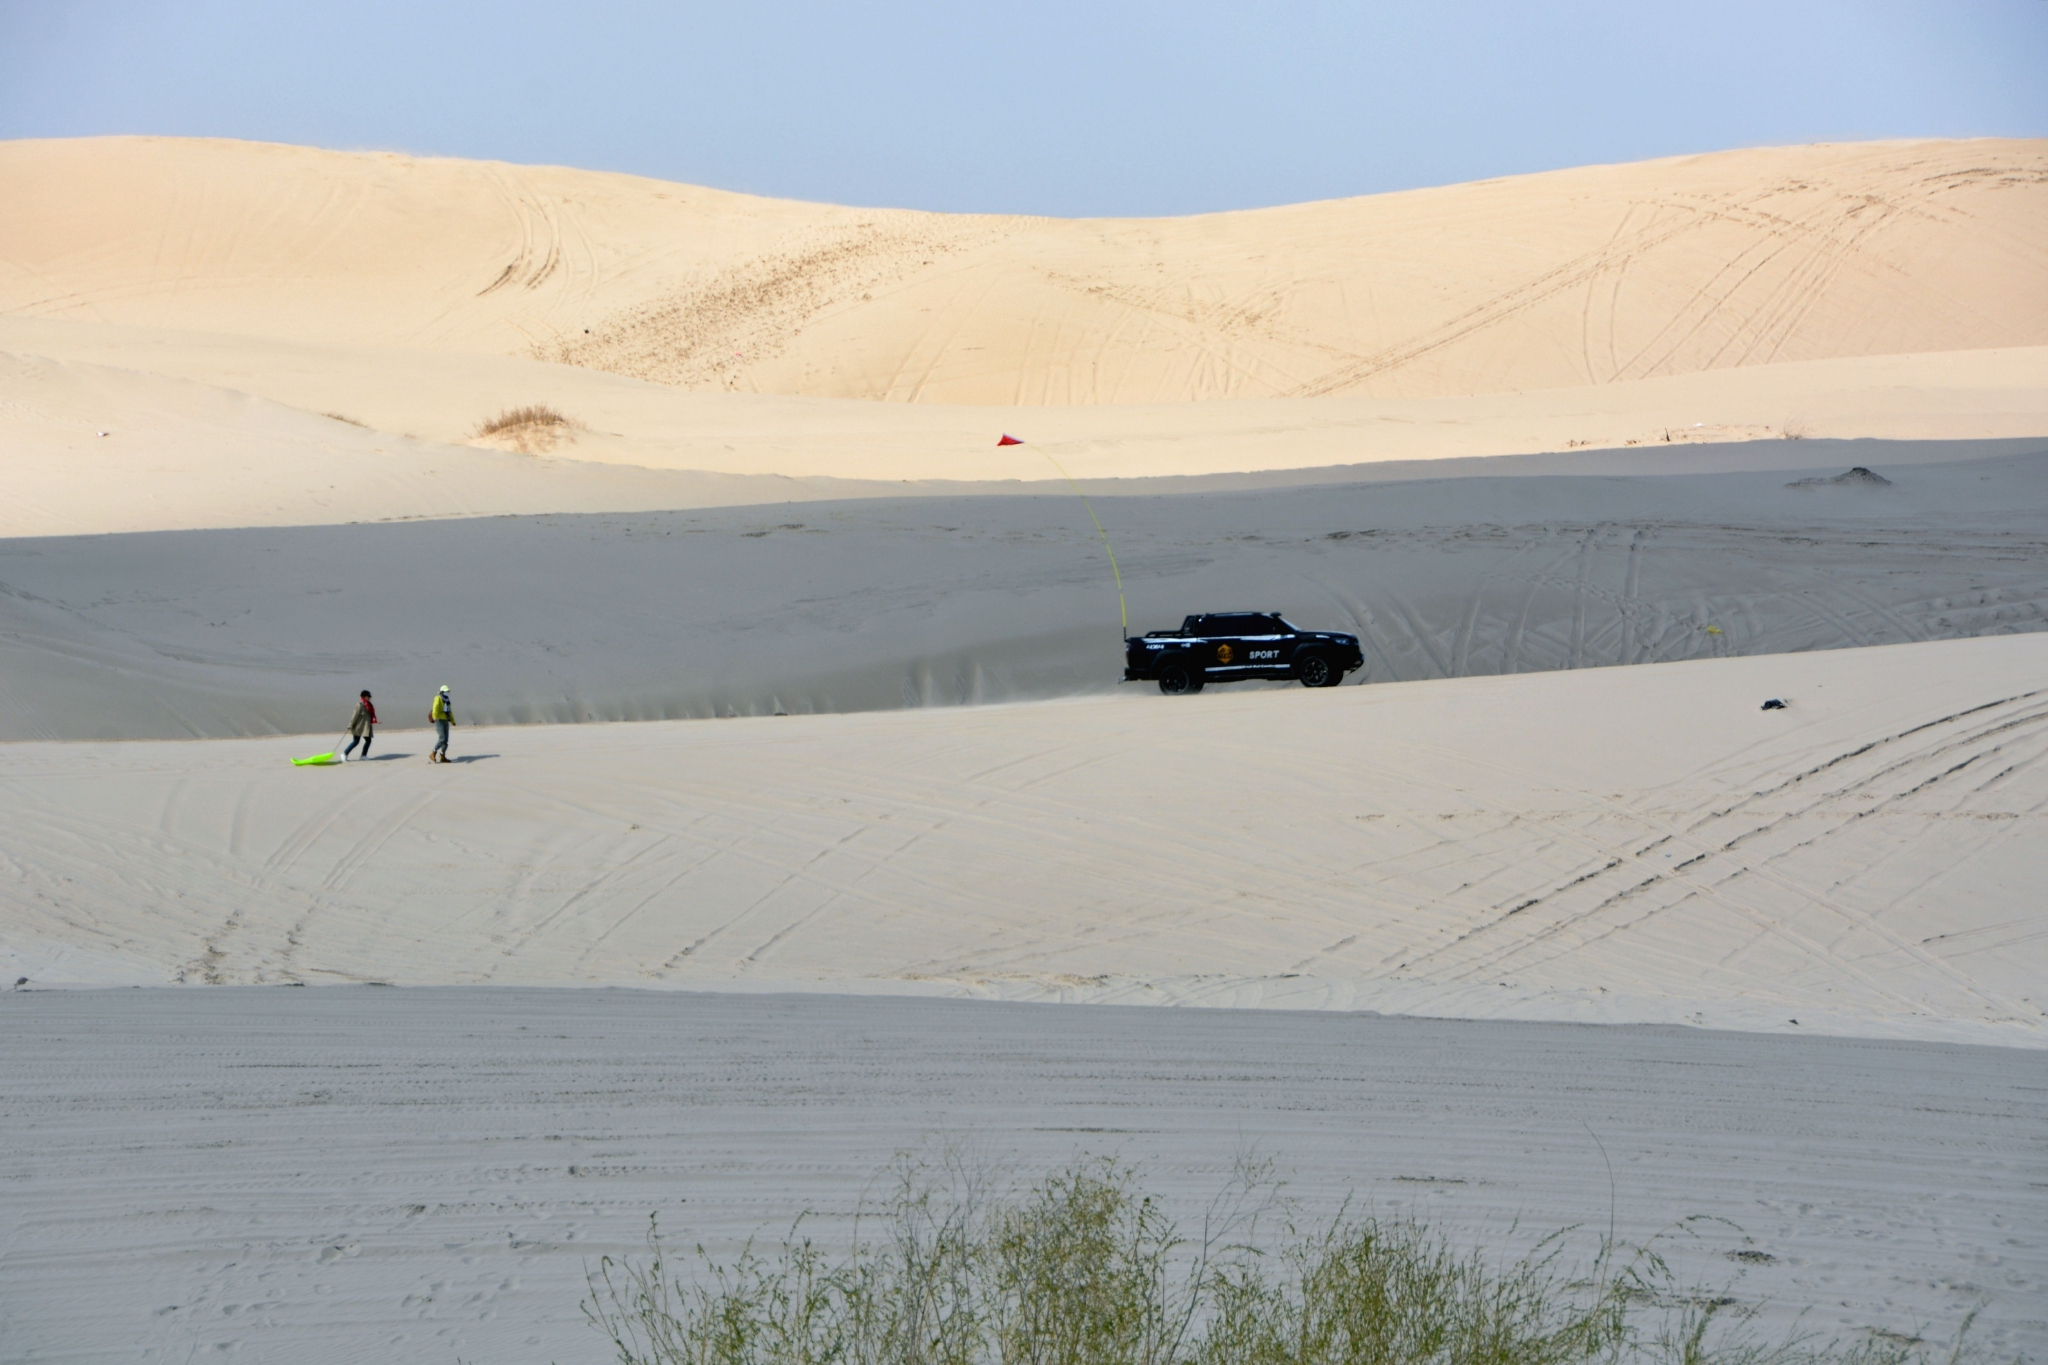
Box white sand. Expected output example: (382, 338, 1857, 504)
(4, 136, 2045, 1362)
(6, 635, 2041, 1046)
(3, 989, 2042, 1364)
(7, 140, 2037, 1017)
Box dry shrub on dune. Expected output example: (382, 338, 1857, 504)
(472, 403, 576, 453)
(475, 403, 568, 436)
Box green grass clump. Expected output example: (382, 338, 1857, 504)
(583, 1159, 1975, 1365)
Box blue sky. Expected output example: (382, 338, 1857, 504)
(4, 1, 2044, 216)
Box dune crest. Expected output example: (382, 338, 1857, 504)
(4, 135, 2044, 404)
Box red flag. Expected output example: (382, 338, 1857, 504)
(997, 434, 1023, 446)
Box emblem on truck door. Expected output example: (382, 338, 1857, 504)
(1216, 644, 1235, 664)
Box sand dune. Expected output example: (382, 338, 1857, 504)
(4, 312, 2044, 537)
(6, 137, 2043, 541)
(6, 635, 2043, 1046)
(0, 347, 915, 538)
(5, 136, 2044, 405)
(4, 445, 2042, 740)
(6, 126, 2045, 1365)
(4, 139, 2044, 1049)
(8, 446, 2039, 749)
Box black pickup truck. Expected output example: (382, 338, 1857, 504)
(1124, 612, 1365, 694)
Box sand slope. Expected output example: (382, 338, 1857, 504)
(6, 635, 2043, 1045)
(5, 312, 2045, 538)
(5, 991, 2040, 1364)
(0, 347, 933, 538)
(5, 136, 2044, 404)
(4, 446, 2043, 740)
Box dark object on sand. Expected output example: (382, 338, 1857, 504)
(1761, 698, 1787, 711)
(1125, 612, 1364, 694)
(1786, 466, 1892, 489)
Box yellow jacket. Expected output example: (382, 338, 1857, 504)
(430, 693, 452, 722)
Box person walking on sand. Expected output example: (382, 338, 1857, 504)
(429, 685, 455, 763)
(342, 689, 378, 761)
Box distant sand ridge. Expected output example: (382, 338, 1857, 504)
(5, 135, 2046, 538)
(3, 135, 2045, 405)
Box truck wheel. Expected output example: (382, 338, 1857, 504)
(1296, 653, 1338, 688)
(1158, 663, 1204, 695)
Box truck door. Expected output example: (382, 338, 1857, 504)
(1200, 614, 1257, 677)
(1241, 613, 1292, 676)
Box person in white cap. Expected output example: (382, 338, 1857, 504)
(429, 685, 456, 763)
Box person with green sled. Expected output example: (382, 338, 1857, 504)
(342, 690, 378, 761)
(429, 685, 456, 763)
